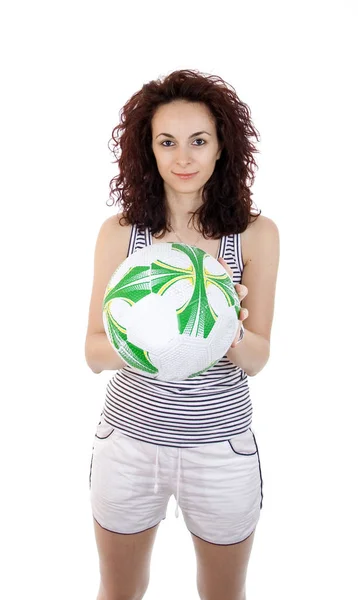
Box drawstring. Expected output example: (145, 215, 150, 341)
(153, 445, 182, 518)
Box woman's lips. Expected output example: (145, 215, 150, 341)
(174, 172, 198, 180)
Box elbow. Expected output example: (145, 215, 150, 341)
(85, 348, 101, 374)
(247, 366, 263, 377)
(249, 348, 271, 377)
(87, 357, 102, 374)
(85, 358, 100, 374)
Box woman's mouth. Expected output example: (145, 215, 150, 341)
(173, 172, 198, 180)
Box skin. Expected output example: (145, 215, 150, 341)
(151, 99, 249, 345)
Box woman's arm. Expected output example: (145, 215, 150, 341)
(84, 214, 130, 374)
(226, 328, 270, 376)
(227, 215, 280, 376)
(85, 332, 126, 374)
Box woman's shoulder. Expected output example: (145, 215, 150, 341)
(100, 212, 133, 258)
(241, 213, 279, 266)
(105, 211, 131, 229)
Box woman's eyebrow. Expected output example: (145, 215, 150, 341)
(155, 131, 212, 139)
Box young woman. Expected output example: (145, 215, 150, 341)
(85, 69, 280, 600)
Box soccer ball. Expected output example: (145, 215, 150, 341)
(102, 242, 241, 381)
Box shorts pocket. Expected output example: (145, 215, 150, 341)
(227, 427, 264, 509)
(89, 416, 116, 490)
(95, 417, 115, 440)
(227, 427, 258, 456)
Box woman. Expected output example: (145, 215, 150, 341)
(85, 69, 280, 600)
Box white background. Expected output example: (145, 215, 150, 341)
(1, 1, 357, 599)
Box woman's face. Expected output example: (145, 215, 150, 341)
(151, 100, 222, 196)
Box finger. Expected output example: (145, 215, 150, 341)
(240, 308, 249, 321)
(235, 283, 248, 299)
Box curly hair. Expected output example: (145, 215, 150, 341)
(107, 69, 261, 238)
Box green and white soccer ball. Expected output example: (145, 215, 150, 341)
(102, 242, 241, 381)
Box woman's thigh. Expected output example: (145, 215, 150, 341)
(191, 528, 256, 600)
(93, 517, 160, 600)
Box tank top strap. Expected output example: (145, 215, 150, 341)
(126, 223, 148, 257)
(222, 233, 243, 269)
(218, 234, 227, 259)
(234, 232, 245, 272)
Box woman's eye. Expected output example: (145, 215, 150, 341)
(161, 138, 206, 147)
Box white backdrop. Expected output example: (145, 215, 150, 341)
(1, 1, 357, 599)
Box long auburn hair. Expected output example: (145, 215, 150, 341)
(107, 69, 261, 238)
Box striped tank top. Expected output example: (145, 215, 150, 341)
(102, 223, 252, 448)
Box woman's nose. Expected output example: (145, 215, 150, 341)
(175, 147, 192, 163)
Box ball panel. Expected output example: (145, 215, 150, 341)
(125, 293, 179, 353)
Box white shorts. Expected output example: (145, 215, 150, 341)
(89, 416, 263, 546)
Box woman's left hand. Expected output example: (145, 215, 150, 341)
(218, 257, 249, 347)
